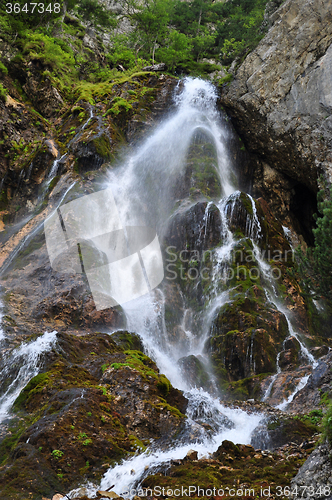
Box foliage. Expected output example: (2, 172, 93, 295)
(122, 0, 172, 62)
(0, 83, 7, 102)
(0, 0, 271, 90)
(156, 31, 192, 71)
(51, 449, 64, 459)
(297, 180, 332, 303)
(0, 61, 8, 75)
(74, 0, 117, 27)
(22, 33, 76, 80)
(322, 400, 332, 444)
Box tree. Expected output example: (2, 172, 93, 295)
(122, 0, 173, 63)
(75, 0, 117, 28)
(157, 30, 192, 71)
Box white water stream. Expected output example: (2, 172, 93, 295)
(0, 299, 4, 342)
(0, 330, 57, 425)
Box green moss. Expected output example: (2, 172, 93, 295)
(0, 188, 8, 210)
(156, 375, 171, 397)
(322, 400, 332, 444)
(109, 97, 133, 115)
(48, 175, 60, 191)
(0, 61, 8, 75)
(110, 331, 143, 351)
(218, 73, 233, 85)
(13, 373, 50, 410)
(93, 134, 112, 159)
(129, 434, 147, 452)
(152, 401, 185, 419)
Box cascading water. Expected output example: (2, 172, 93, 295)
(67, 78, 266, 498)
(0, 330, 57, 426)
(252, 242, 318, 407)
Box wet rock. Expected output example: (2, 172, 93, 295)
(141, 434, 317, 497)
(287, 350, 332, 414)
(177, 129, 222, 200)
(166, 201, 222, 256)
(110, 331, 144, 352)
(0, 332, 187, 499)
(96, 491, 123, 499)
(178, 355, 210, 391)
(251, 413, 317, 451)
(142, 63, 166, 72)
(185, 449, 198, 461)
(208, 297, 288, 384)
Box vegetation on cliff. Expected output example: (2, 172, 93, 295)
(298, 182, 332, 305)
(0, 0, 272, 88)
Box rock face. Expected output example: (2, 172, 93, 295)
(290, 440, 332, 499)
(220, 0, 332, 240)
(287, 350, 332, 414)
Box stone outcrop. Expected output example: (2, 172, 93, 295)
(220, 0, 332, 240)
(287, 350, 332, 414)
(290, 440, 332, 499)
(0, 332, 187, 500)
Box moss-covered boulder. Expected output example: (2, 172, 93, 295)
(178, 354, 211, 391)
(179, 128, 222, 200)
(0, 332, 187, 500)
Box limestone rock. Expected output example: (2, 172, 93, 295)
(220, 0, 332, 235)
(290, 440, 332, 499)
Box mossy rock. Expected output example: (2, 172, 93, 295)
(178, 354, 211, 390)
(110, 330, 144, 351)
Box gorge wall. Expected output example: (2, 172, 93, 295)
(220, 0, 332, 244)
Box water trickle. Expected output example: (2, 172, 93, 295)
(47, 153, 67, 183)
(0, 299, 4, 342)
(253, 249, 318, 406)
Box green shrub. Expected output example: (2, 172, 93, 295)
(322, 401, 332, 443)
(51, 449, 64, 459)
(0, 61, 8, 75)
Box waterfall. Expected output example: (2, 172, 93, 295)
(1, 77, 318, 498)
(66, 77, 267, 498)
(253, 247, 318, 406)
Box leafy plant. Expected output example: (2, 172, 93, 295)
(0, 61, 8, 75)
(51, 449, 64, 459)
(322, 401, 332, 443)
